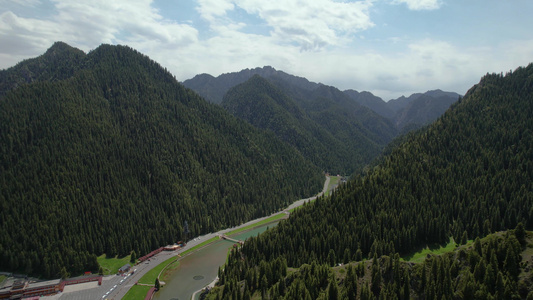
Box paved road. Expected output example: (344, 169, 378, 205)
(45, 176, 333, 300)
(42, 275, 123, 300)
(285, 175, 330, 211)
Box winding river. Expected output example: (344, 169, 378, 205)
(153, 222, 279, 300)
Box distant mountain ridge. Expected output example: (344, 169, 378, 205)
(344, 88, 461, 129)
(183, 66, 461, 131)
(221, 75, 392, 173)
(217, 68, 401, 174)
(183, 66, 319, 104)
(343, 89, 394, 119)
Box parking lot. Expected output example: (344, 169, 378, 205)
(41, 274, 124, 300)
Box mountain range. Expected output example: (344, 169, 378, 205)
(210, 63, 533, 299)
(220, 75, 396, 174)
(183, 66, 461, 131)
(2, 41, 530, 299)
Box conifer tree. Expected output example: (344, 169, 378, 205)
(155, 278, 161, 290)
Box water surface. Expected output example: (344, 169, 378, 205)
(153, 222, 278, 300)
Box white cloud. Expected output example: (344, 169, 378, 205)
(196, 0, 374, 50)
(392, 0, 442, 10)
(1, 0, 531, 101)
(52, 0, 198, 48)
(499, 39, 533, 71)
(0, 11, 62, 53)
(0, 0, 198, 65)
(196, 0, 234, 23)
(169, 28, 299, 81)
(286, 38, 533, 100)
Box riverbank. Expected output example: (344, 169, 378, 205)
(154, 222, 282, 300)
(190, 276, 218, 300)
(185, 176, 336, 299)
(121, 175, 334, 300)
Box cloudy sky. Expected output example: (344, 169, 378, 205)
(1, 0, 532, 100)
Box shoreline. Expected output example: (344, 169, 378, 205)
(190, 276, 218, 300)
(158, 219, 280, 283)
(122, 175, 333, 300)
(185, 176, 333, 300)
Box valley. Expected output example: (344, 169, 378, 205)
(206, 64, 533, 299)
(0, 42, 532, 300)
(39, 176, 333, 300)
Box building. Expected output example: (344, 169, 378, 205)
(118, 264, 131, 274)
(163, 244, 181, 251)
(0, 275, 102, 299)
(0, 279, 61, 299)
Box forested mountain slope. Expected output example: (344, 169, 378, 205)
(386, 89, 460, 113)
(221, 75, 391, 174)
(344, 89, 461, 129)
(343, 90, 395, 119)
(184, 66, 458, 134)
(0, 42, 85, 98)
(210, 64, 533, 298)
(185, 67, 460, 173)
(393, 92, 459, 129)
(213, 229, 533, 299)
(0, 43, 323, 278)
(295, 84, 396, 147)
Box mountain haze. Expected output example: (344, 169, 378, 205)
(393, 92, 460, 129)
(344, 89, 395, 119)
(344, 88, 461, 129)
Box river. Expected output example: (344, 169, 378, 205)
(151, 176, 332, 300)
(153, 222, 279, 300)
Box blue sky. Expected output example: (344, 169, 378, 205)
(1, 0, 532, 100)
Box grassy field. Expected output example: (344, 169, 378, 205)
(326, 176, 340, 196)
(287, 175, 340, 213)
(136, 236, 220, 286)
(180, 236, 220, 257)
(123, 237, 221, 300)
(160, 259, 181, 281)
(137, 256, 177, 285)
(97, 254, 131, 275)
(123, 284, 151, 300)
(401, 231, 532, 263)
(0, 275, 6, 285)
(401, 238, 475, 263)
(225, 213, 285, 236)
(124, 219, 283, 299)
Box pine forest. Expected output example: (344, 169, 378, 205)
(207, 65, 533, 299)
